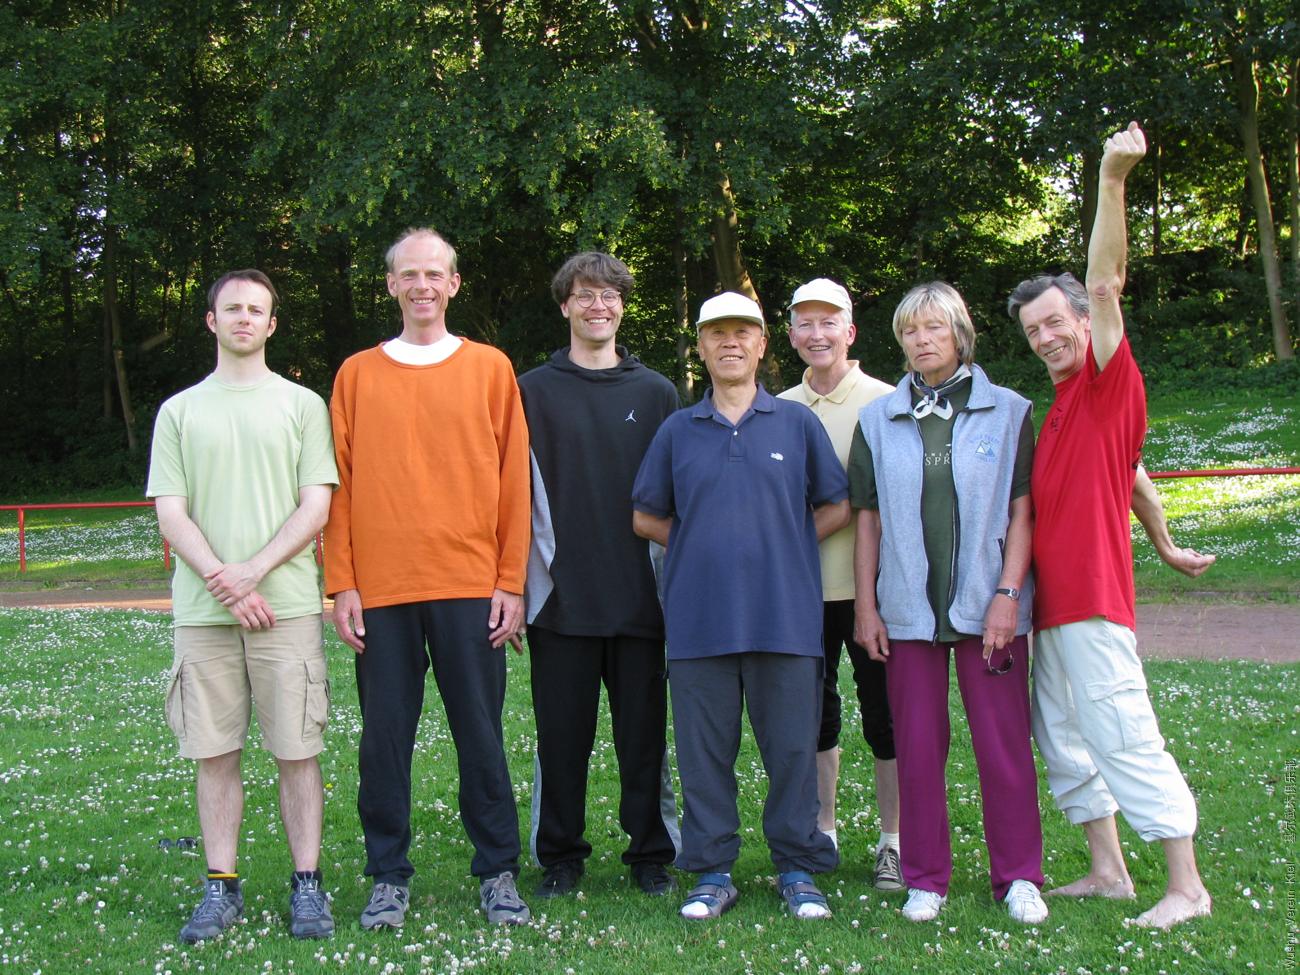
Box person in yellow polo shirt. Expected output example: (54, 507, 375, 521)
(777, 278, 901, 891)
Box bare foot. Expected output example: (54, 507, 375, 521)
(1045, 874, 1136, 899)
(1129, 889, 1212, 930)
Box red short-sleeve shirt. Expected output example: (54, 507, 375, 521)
(1031, 336, 1146, 631)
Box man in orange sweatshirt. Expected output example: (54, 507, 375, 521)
(324, 228, 531, 928)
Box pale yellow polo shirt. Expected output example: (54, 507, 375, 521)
(779, 362, 894, 601)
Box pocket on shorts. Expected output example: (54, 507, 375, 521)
(164, 662, 186, 740)
(1084, 675, 1162, 754)
(303, 656, 330, 739)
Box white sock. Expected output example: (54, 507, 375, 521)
(794, 899, 832, 919)
(681, 874, 731, 918)
(878, 832, 900, 853)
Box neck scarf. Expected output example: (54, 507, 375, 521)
(910, 364, 971, 420)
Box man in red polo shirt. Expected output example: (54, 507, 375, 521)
(1009, 122, 1212, 930)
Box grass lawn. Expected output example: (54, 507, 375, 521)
(1131, 394, 1298, 599)
(0, 609, 1293, 973)
(0, 506, 170, 589)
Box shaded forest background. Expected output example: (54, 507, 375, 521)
(2, 0, 1296, 494)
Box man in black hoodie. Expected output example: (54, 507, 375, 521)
(519, 252, 682, 899)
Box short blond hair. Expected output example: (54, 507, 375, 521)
(891, 281, 976, 366)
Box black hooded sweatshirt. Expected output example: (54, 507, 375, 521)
(518, 346, 680, 639)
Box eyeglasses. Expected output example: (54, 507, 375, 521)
(570, 289, 622, 308)
(985, 648, 1014, 676)
(158, 836, 199, 852)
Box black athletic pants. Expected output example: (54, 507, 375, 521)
(356, 599, 521, 884)
(819, 600, 896, 759)
(527, 625, 679, 869)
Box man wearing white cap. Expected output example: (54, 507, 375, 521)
(777, 278, 903, 891)
(632, 292, 849, 920)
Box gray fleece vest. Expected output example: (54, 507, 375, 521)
(857, 365, 1034, 642)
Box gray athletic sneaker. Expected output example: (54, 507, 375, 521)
(179, 879, 244, 944)
(289, 876, 335, 939)
(479, 871, 531, 925)
(360, 882, 409, 930)
(874, 846, 904, 891)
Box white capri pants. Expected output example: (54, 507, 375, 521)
(1031, 617, 1197, 841)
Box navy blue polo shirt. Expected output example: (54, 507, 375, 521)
(632, 384, 848, 661)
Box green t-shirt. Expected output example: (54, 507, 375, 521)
(847, 380, 1033, 642)
(146, 373, 338, 626)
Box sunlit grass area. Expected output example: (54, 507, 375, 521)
(0, 609, 1291, 973)
(1132, 396, 1298, 598)
(0, 507, 170, 587)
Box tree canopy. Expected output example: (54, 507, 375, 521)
(2, 0, 1296, 492)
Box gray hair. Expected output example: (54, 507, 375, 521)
(1006, 272, 1088, 322)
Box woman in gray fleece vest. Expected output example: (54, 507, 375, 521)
(847, 281, 1046, 926)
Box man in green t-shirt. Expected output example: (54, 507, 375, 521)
(146, 269, 338, 944)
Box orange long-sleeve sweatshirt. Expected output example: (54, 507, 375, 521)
(323, 341, 530, 609)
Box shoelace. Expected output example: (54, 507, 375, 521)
(192, 882, 232, 921)
(366, 883, 405, 911)
(294, 882, 328, 917)
(486, 874, 524, 908)
(1007, 885, 1040, 909)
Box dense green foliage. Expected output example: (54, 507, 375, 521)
(0, 608, 1294, 972)
(2, 1, 1297, 493)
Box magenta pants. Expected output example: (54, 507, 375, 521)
(886, 635, 1043, 900)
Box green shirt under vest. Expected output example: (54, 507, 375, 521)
(848, 379, 1033, 642)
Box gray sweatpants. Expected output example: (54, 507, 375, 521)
(670, 652, 838, 875)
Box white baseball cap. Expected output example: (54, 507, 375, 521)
(696, 291, 767, 333)
(789, 278, 852, 314)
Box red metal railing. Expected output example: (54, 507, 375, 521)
(0, 502, 166, 574)
(1147, 467, 1300, 479)
(1, 501, 325, 574)
(3, 468, 1297, 573)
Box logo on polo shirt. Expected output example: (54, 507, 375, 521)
(625, 410, 637, 423)
(770, 452, 784, 461)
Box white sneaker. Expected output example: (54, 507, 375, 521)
(901, 888, 945, 922)
(1005, 879, 1048, 924)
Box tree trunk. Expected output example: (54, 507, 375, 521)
(1151, 121, 1163, 301)
(1286, 58, 1299, 321)
(61, 263, 76, 389)
(140, 253, 177, 353)
(320, 234, 358, 374)
(103, 224, 139, 451)
(1079, 144, 1100, 258)
(671, 237, 695, 402)
(710, 166, 758, 303)
(0, 271, 27, 391)
(1234, 176, 1253, 259)
(1230, 49, 1293, 360)
(102, 310, 115, 420)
